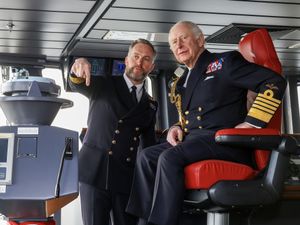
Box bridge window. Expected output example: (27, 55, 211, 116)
(42, 68, 89, 136)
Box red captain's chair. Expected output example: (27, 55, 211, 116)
(184, 29, 297, 225)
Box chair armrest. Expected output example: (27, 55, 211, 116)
(215, 128, 298, 154)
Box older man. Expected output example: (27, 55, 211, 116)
(126, 21, 286, 225)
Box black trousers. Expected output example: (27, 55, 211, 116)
(80, 182, 137, 225)
(126, 130, 252, 225)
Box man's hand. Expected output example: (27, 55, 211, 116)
(70, 58, 92, 86)
(235, 122, 256, 128)
(167, 126, 184, 146)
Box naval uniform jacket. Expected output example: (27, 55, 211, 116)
(68, 75, 157, 194)
(125, 50, 286, 225)
(176, 49, 286, 134)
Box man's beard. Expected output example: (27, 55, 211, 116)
(125, 66, 147, 83)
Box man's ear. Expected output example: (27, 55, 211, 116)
(124, 56, 129, 66)
(150, 63, 155, 73)
(197, 34, 205, 48)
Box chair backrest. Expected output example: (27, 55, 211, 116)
(238, 28, 282, 170)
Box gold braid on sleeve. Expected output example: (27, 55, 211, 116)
(169, 76, 186, 129)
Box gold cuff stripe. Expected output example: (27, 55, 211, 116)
(69, 76, 85, 84)
(253, 100, 277, 111)
(248, 108, 273, 123)
(255, 96, 280, 108)
(252, 103, 275, 114)
(257, 93, 281, 104)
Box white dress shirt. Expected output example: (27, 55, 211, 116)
(123, 74, 144, 102)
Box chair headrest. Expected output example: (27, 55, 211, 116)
(238, 29, 282, 74)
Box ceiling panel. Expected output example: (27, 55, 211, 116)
(0, 39, 67, 49)
(0, 10, 87, 24)
(103, 7, 300, 29)
(0, 21, 79, 33)
(0, 0, 299, 76)
(112, 0, 300, 17)
(0, 0, 96, 65)
(92, 20, 224, 36)
(0, 31, 73, 41)
(0, 1, 95, 12)
(0, 46, 62, 57)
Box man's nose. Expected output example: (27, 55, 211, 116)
(175, 38, 183, 49)
(136, 58, 142, 65)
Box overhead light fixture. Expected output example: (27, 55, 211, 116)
(103, 31, 149, 41)
(288, 43, 300, 49)
(103, 30, 169, 42)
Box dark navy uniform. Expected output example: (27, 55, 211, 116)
(68, 74, 157, 225)
(126, 50, 286, 225)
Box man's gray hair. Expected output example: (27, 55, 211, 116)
(170, 21, 204, 39)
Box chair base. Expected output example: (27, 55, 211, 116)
(207, 212, 229, 225)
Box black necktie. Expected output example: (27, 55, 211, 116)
(131, 86, 138, 104)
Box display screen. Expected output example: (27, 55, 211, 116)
(0, 133, 14, 185)
(0, 139, 8, 163)
(88, 58, 107, 76)
(112, 59, 125, 76)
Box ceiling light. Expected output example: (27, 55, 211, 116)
(103, 31, 149, 41)
(103, 30, 169, 42)
(288, 43, 300, 49)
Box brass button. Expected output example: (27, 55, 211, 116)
(135, 127, 140, 131)
(108, 150, 113, 155)
(118, 119, 123, 123)
(197, 116, 201, 120)
(198, 126, 202, 129)
(168, 93, 171, 97)
(115, 130, 120, 134)
(112, 140, 116, 144)
(198, 107, 202, 112)
(185, 120, 189, 125)
(130, 147, 134, 151)
(184, 128, 188, 132)
(126, 157, 131, 162)
(184, 111, 189, 115)
(133, 137, 138, 141)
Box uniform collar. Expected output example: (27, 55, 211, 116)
(123, 73, 144, 95)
